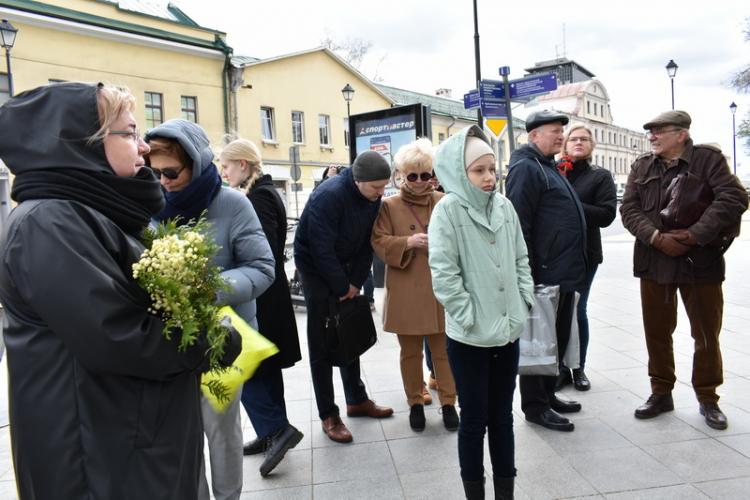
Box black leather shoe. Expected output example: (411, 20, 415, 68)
(572, 368, 591, 391)
(634, 393, 674, 419)
(555, 367, 573, 391)
(259, 424, 304, 477)
(551, 395, 582, 413)
(409, 404, 425, 432)
(525, 409, 575, 432)
(243, 437, 267, 456)
(441, 405, 459, 431)
(699, 402, 728, 430)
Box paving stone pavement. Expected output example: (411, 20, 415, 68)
(0, 211, 749, 499)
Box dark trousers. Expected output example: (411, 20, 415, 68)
(640, 279, 724, 404)
(241, 367, 288, 439)
(520, 290, 576, 418)
(301, 272, 369, 420)
(576, 263, 599, 369)
(424, 337, 434, 375)
(447, 337, 519, 482)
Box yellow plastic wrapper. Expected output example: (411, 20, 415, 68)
(201, 306, 279, 412)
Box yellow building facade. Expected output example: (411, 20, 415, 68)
(0, 0, 231, 145)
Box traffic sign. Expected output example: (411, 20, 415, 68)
(485, 119, 508, 139)
(289, 146, 301, 181)
(480, 101, 507, 118)
(508, 73, 558, 99)
(463, 89, 480, 110)
(481, 73, 558, 101)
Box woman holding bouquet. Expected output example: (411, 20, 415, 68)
(0, 83, 227, 499)
(145, 120, 274, 500)
(219, 138, 304, 477)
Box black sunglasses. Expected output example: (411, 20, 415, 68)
(405, 172, 434, 182)
(151, 165, 186, 180)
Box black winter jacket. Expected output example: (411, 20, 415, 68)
(0, 83, 205, 500)
(506, 145, 587, 292)
(566, 160, 617, 265)
(294, 167, 380, 296)
(248, 175, 301, 373)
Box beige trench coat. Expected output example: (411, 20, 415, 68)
(371, 189, 445, 335)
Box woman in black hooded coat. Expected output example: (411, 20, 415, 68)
(0, 82, 232, 500)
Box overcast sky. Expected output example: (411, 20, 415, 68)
(174, 0, 749, 179)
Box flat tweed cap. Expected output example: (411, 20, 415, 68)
(643, 110, 692, 130)
(525, 110, 570, 132)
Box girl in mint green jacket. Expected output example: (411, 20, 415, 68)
(428, 125, 533, 499)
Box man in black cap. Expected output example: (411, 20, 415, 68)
(621, 110, 748, 430)
(506, 110, 588, 432)
(294, 150, 394, 443)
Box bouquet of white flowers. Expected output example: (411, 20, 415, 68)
(133, 218, 231, 371)
(133, 217, 279, 410)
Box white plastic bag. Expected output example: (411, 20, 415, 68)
(518, 284, 560, 376)
(562, 291, 581, 370)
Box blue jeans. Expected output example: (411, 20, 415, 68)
(363, 269, 374, 303)
(241, 367, 289, 439)
(577, 263, 599, 369)
(447, 337, 519, 481)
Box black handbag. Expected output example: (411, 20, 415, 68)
(325, 295, 377, 366)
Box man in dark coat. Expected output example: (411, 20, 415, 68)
(620, 110, 748, 430)
(506, 110, 588, 432)
(0, 82, 223, 499)
(294, 151, 394, 443)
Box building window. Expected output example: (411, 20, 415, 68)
(319, 114, 331, 146)
(260, 106, 276, 141)
(343, 117, 349, 147)
(181, 96, 198, 122)
(587, 101, 591, 115)
(438, 133, 446, 143)
(144, 92, 163, 129)
(291, 111, 304, 144)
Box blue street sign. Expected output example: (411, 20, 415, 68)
(480, 101, 507, 118)
(463, 90, 480, 110)
(508, 73, 558, 99)
(479, 80, 505, 100)
(482, 73, 558, 101)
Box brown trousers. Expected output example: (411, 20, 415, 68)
(640, 279, 724, 404)
(397, 334, 456, 406)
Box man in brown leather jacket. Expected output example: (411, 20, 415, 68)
(620, 110, 748, 430)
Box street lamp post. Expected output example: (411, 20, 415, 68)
(341, 83, 354, 148)
(730, 101, 738, 176)
(665, 59, 678, 110)
(0, 19, 18, 97)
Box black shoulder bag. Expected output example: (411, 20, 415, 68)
(325, 295, 377, 366)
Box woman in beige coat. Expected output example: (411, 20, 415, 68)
(372, 138, 458, 432)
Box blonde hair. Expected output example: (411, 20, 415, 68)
(394, 138, 434, 172)
(220, 138, 263, 191)
(562, 124, 596, 157)
(90, 83, 136, 143)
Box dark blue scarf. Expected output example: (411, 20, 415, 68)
(154, 163, 222, 225)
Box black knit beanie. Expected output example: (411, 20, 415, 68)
(352, 150, 391, 182)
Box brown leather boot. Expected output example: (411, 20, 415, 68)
(346, 399, 394, 418)
(321, 416, 353, 443)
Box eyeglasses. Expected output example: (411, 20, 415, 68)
(151, 165, 186, 180)
(645, 128, 682, 139)
(405, 172, 434, 182)
(108, 129, 141, 143)
(568, 137, 591, 143)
